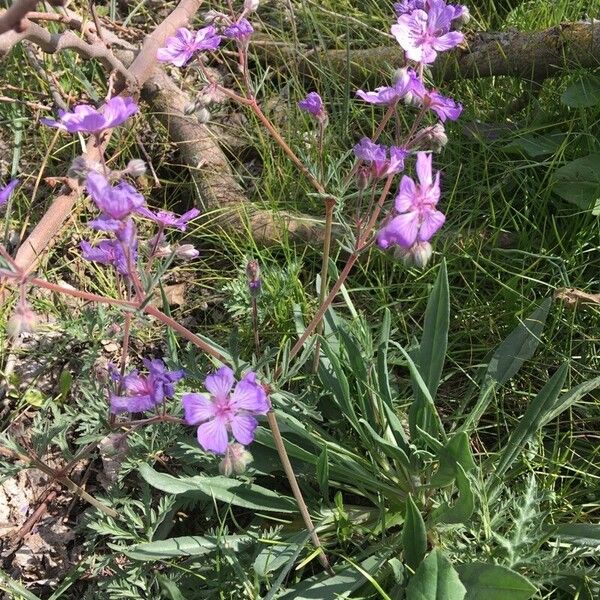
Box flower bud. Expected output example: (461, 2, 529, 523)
(126, 159, 147, 177)
(7, 302, 38, 337)
(453, 6, 470, 27)
(219, 443, 253, 476)
(197, 108, 211, 124)
(184, 100, 199, 115)
(417, 123, 448, 153)
(175, 244, 200, 261)
(244, 0, 260, 14)
(246, 260, 261, 297)
(394, 241, 433, 268)
(357, 166, 370, 191)
(67, 156, 90, 181)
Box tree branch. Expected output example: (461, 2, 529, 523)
(0, 0, 63, 35)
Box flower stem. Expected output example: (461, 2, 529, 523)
(311, 196, 336, 372)
(266, 411, 333, 574)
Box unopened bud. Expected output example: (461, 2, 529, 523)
(126, 159, 147, 177)
(219, 443, 253, 477)
(67, 156, 90, 181)
(357, 166, 370, 191)
(244, 0, 260, 14)
(417, 123, 448, 153)
(175, 244, 199, 261)
(246, 260, 261, 297)
(196, 108, 211, 124)
(394, 241, 433, 268)
(453, 6, 470, 27)
(7, 302, 38, 337)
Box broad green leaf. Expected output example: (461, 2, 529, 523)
(138, 464, 297, 513)
(431, 465, 474, 525)
(541, 375, 600, 426)
(551, 523, 600, 547)
(495, 364, 568, 479)
(122, 535, 250, 561)
(418, 259, 449, 401)
(561, 73, 600, 107)
(402, 495, 427, 572)
(502, 133, 564, 157)
(457, 562, 537, 599)
(484, 298, 551, 387)
(553, 154, 600, 212)
(406, 549, 466, 600)
(254, 532, 309, 577)
(431, 432, 477, 487)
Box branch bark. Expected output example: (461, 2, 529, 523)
(0, 0, 63, 35)
(257, 21, 600, 84)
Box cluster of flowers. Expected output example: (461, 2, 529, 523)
(156, 0, 259, 67)
(300, 0, 467, 267)
(110, 359, 269, 469)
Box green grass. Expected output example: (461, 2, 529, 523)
(1, 0, 600, 598)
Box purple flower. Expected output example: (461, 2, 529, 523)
(377, 152, 445, 249)
(110, 359, 184, 414)
(224, 18, 254, 41)
(356, 68, 423, 105)
(136, 206, 200, 231)
(182, 366, 270, 454)
(157, 26, 222, 67)
(353, 138, 408, 178)
(298, 92, 325, 118)
(416, 89, 463, 121)
(41, 97, 138, 134)
(80, 238, 136, 275)
(86, 171, 145, 225)
(0, 179, 19, 208)
(394, 0, 425, 15)
(391, 0, 464, 64)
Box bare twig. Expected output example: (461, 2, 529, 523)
(0, 0, 63, 34)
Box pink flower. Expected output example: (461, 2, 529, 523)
(356, 68, 424, 105)
(136, 206, 200, 231)
(377, 152, 445, 249)
(413, 88, 463, 122)
(157, 26, 221, 67)
(353, 138, 408, 179)
(182, 366, 270, 454)
(391, 0, 464, 64)
(41, 97, 138, 134)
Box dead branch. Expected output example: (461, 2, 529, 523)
(0, 0, 63, 35)
(8, 0, 206, 278)
(257, 21, 600, 84)
(140, 70, 326, 245)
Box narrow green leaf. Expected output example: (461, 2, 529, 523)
(551, 523, 600, 547)
(541, 375, 600, 427)
(495, 364, 568, 478)
(316, 446, 329, 498)
(406, 549, 466, 600)
(254, 532, 310, 577)
(418, 259, 449, 400)
(457, 562, 537, 599)
(138, 464, 297, 513)
(403, 495, 427, 572)
(122, 535, 249, 561)
(156, 573, 188, 600)
(484, 298, 551, 387)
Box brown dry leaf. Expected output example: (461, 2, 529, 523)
(555, 288, 600, 307)
(151, 282, 187, 307)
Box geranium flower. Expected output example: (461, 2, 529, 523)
(391, 0, 464, 64)
(356, 68, 425, 105)
(136, 206, 200, 231)
(182, 366, 270, 454)
(0, 179, 19, 208)
(413, 88, 463, 122)
(298, 92, 325, 118)
(157, 26, 221, 67)
(223, 18, 254, 41)
(80, 238, 135, 275)
(110, 359, 184, 414)
(377, 152, 445, 248)
(41, 97, 138, 134)
(353, 138, 408, 178)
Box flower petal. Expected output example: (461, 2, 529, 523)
(230, 375, 269, 413)
(418, 209, 445, 241)
(197, 418, 229, 454)
(230, 414, 258, 446)
(205, 366, 235, 400)
(181, 393, 215, 425)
